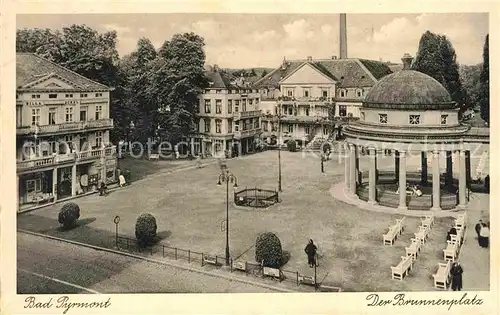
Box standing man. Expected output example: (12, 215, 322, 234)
(450, 262, 463, 291)
(304, 239, 317, 268)
(475, 219, 483, 245)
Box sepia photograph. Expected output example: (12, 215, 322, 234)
(1, 3, 497, 314)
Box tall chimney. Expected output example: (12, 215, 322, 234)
(339, 13, 348, 59)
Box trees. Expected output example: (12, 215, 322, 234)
(479, 34, 489, 124)
(413, 31, 466, 114)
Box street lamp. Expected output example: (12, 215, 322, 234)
(217, 169, 238, 266)
(277, 102, 282, 192)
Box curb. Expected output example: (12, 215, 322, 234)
(17, 229, 297, 293)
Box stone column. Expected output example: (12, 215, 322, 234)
(355, 146, 361, 184)
(190, 138, 195, 157)
(17, 175, 20, 208)
(71, 164, 77, 196)
(344, 142, 350, 190)
(349, 144, 357, 196)
(446, 150, 453, 187)
(52, 168, 58, 201)
(398, 151, 407, 210)
(394, 151, 400, 183)
(431, 150, 441, 211)
(368, 148, 377, 204)
(458, 149, 467, 208)
(465, 151, 471, 188)
(421, 151, 428, 184)
(101, 148, 106, 183)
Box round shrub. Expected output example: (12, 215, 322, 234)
(287, 140, 297, 152)
(135, 213, 157, 247)
(255, 232, 283, 268)
(58, 203, 80, 229)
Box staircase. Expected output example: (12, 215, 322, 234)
(475, 151, 489, 178)
(305, 134, 326, 151)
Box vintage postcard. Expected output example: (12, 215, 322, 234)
(1, 1, 498, 314)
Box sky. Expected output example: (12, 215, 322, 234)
(17, 13, 489, 68)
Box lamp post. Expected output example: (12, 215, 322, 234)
(217, 169, 238, 266)
(277, 102, 282, 192)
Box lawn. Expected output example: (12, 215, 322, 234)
(19, 150, 471, 292)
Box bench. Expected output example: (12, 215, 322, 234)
(421, 214, 434, 229)
(383, 225, 399, 246)
(148, 153, 160, 161)
(232, 261, 247, 272)
(391, 255, 414, 281)
(298, 274, 316, 286)
(414, 226, 430, 245)
(405, 238, 422, 259)
(454, 225, 466, 245)
(443, 239, 459, 262)
(433, 260, 451, 289)
(454, 213, 467, 229)
(395, 217, 406, 234)
(263, 266, 283, 281)
(203, 255, 222, 266)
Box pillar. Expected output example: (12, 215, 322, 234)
(17, 175, 20, 208)
(398, 151, 407, 210)
(349, 144, 357, 196)
(465, 151, 471, 188)
(458, 149, 466, 208)
(394, 151, 400, 183)
(101, 148, 106, 183)
(368, 148, 377, 204)
(71, 164, 76, 196)
(238, 141, 242, 157)
(446, 150, 453, 187)
(421, 151, 428, 184)
(190, 138, 195, 157)
(223, 139, 227, 154)
(344, 142, 350, 190)
(52, 168, 58, 201)
(201, 140, 206, 158)
(355, 146, 361, 184)
(431, 150, 441, 211)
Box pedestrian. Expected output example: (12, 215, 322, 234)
(304, 239, 317, 268)
(450, 262, 463, 291)
(99, 181, 108, 196)
(196, 155, 202, 169)
(484, 175, 490, 193)
(119, 174, 126, 187)
(478, 223, 490, 248)
(475, 219, 483, 245)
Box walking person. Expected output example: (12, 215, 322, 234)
(450, 262, 463, 291)
(475, 219, 483, 245)
(304, 239, 317, 268)
(479, 222, 490, 248)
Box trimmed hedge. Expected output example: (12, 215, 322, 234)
(287, 140, 297, 152)
(135, 213, 157, 247)
(58, 203, 80, 229)
(255, 232, 283, 268)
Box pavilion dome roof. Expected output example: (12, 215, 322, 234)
(362, 53, 456, 109)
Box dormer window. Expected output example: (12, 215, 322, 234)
(356, 89, 363, 97)
(441, 115, 448, 125)
(340, 90, 346, 98)
(379, 114, 387, 124)
(409, 115, 420, 125)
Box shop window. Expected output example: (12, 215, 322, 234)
(339, 105, 347, 117)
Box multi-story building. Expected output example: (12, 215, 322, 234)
(189, 65, 262, 157)
(255, 56, 393, 145)
(16, 53, 116, 210)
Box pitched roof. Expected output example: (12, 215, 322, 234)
(16, 53, 110, 91)
(204, 68, 253, 90)
(254, 58, 393, 89)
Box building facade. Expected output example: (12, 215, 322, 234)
(16, 53, 116, 210)
(189, 65, 262, 157)
(255, 56, 393, 145)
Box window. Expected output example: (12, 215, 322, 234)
(49, 94, 57, 99)
(379, 114, 388, 124)
(287, 90, 293, 97)
(204, 100, 211, 113)
(228, 120, 233, 133)
(264, 123, 268, 132)
(65, 107, 74, 122)
(215, 119, 222, 133)
(234, 121, 239, 132)
(339, 105, 347, 117)
(95, 132, 103, 147)
(228, 100, 232, 113)
(95, 93, 103, 97)
(80, 93, 88, 98)
(409, 115, 420, 125)
(80, 108, 87, 121)
(48, 108, 57, 125)
(65, 94, 73, 98)
(26, 179, 42, 194)
(204, 119, 211, 132)
(340, 90, 346, 98)
(242, 99, 247, 112)
(303, 89, 310, 97)
(288, 107, 293, 115)
(305, 126, 310, 134)
(323, 125, 328, 135)
(31, 108, 40, 126)
(80, 137, 87, 151)
(249, 99, 253, 106)
(323, 90, 328, 98)
(235, 100, 239, 113)
(441, 115, 448, 125)
(255, 98, 260, 104)
(288, 124, 293, 133)
(95, 105, 102, 120)
(254, 118, 259, 129)
(216, 100, 222, 114)
(31, 94, 40, 99)
(196, 120, 200, 132)
(65, 135, 74, 153)
(305, 108, 310, 116)
(356, 89, 363, 97)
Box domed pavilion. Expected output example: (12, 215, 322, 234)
(342, 53, 487, 211)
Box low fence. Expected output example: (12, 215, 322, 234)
(234, 187, 279, 208)
(115, 235, 341, 292)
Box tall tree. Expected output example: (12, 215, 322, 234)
(479, 34, 489, 123)
(150, 32, 208, 143)
(412, 31, 466, 113)
(459, 64, 482, 112)
(261, 69, 269, 78)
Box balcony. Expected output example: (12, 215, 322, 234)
(233, 110, 262, 120)
(233, 128, 262, 139)
(16, 119, 114, 136)
(17, 146, 116, 172)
